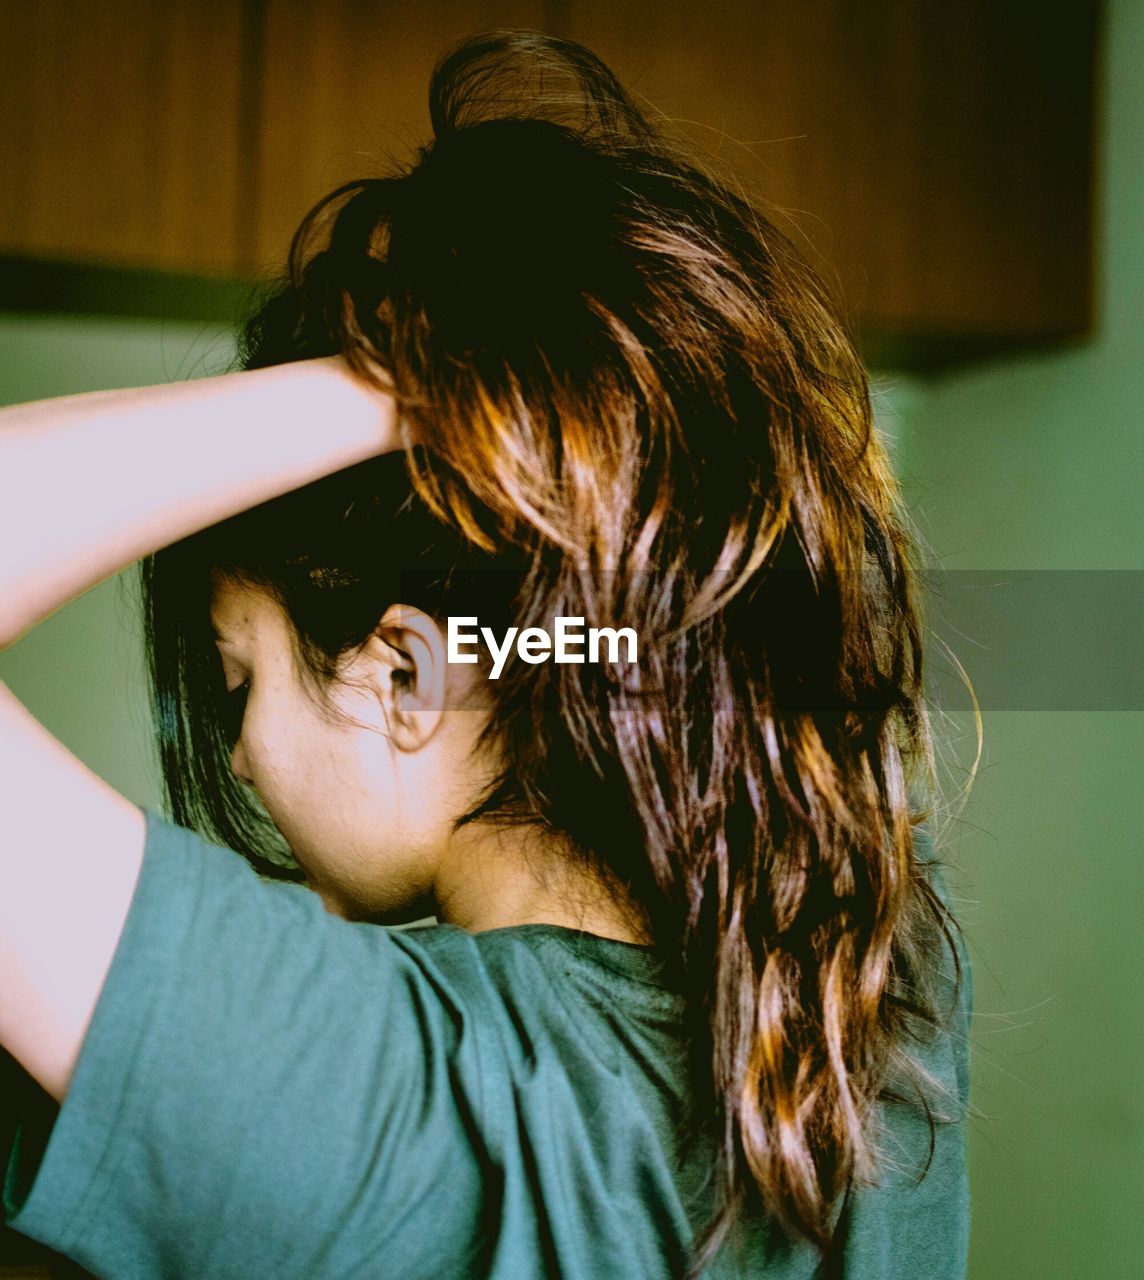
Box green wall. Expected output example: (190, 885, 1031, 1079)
(890, 2, 1143, 1276)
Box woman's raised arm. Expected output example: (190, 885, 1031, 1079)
(0, 354, 402, 1103)
(0, 355, 403, 649)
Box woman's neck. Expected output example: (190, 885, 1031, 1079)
(431, 821, 652, 944)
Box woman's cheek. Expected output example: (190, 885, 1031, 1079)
(240, 712, 297, 837)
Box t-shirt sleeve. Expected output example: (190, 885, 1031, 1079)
(2, 809, 489, 1280)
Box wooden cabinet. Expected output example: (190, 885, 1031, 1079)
(551, 0, 1099, 365)
(0, 0, 1101, 371)
(0, 0, 249, 276)
(251, 0, 547, 271)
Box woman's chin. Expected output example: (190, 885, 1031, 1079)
(299, 874, 350, 920)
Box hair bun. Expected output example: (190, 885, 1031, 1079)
(427, 28, 654, 144)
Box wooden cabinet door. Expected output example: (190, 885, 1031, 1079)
(250, 0, 548, 274)
(0, 1, 1098, 369)
(555, 0, 1098, 357)
(0, 0, 248, 276)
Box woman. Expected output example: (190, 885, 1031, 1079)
(0, 31, 971, 1280)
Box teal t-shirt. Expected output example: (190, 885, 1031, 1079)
(2, 810, 971, 1278)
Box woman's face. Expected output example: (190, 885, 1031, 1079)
(208, 572, 485, 924)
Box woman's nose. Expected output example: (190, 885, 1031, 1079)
(230, 737, 254, 786)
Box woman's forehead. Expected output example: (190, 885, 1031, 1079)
(209, 572, 276, 640)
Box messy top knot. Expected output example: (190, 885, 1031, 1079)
(146, 29, 968, 1278)
(427, 28, 657, 140)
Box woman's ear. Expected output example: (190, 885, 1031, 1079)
(361, 603, 448, 750)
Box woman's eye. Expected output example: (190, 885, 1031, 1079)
(222, 678, 251, 743)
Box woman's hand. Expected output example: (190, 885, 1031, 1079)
(0, 354, 403, 650)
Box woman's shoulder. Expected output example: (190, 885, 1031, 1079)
(400, 919, 689, 1071)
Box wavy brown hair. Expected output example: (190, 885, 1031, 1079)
(145, 30, 969, 1276)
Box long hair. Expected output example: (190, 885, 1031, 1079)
(144, 30, 968, 1275)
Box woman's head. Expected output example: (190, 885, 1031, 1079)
(145, 29, 964, 1275)
(206, 568, 483, 924)
(146, 447, 568, 924)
